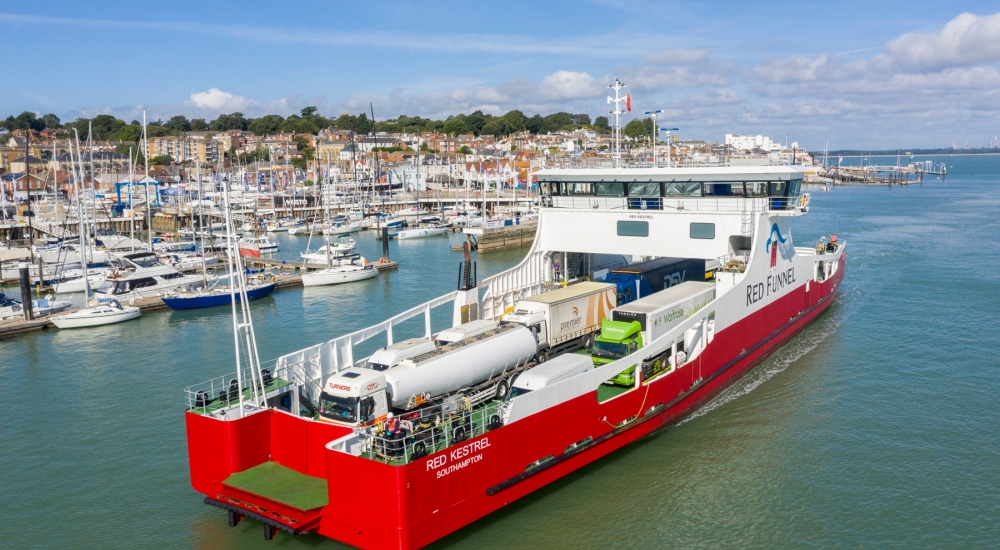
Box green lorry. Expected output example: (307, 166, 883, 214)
(587, 319, 671, 387)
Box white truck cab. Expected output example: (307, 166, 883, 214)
(501, 306, 549, 346)
(365, 337, 436, 371)
(319, 368, 389, 426)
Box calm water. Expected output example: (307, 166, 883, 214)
(3, 156, 999, 548)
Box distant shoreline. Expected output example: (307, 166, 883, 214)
(819, 152, 1000, 158)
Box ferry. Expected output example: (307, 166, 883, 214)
(184, 163, 844, 547)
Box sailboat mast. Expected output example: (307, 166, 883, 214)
(142, 110, 152, 250)
(72, 130, 91, 302)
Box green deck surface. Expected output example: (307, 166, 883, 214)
(189, 378, 291, 414)
(597, 383, 633, 403)
(224, 461, 328, 511)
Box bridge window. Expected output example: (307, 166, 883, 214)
(628, 182, 659, 197)
(595, 182, 624, 196)
(567, 183, 593, 195)
(690, 222, 715, 239)
(617, 220, 649, 237)
(664, 182, 702, 196)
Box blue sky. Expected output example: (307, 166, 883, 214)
(2, 1, 999, 149)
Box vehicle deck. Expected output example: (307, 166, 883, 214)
(223, 461, 328, 511)
(597, 383, 633, 402)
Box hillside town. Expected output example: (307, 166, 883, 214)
(0, 108, 815, 200)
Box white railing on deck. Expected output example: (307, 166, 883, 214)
(551, 196, 775, 213)
(274, 291, 460, 385)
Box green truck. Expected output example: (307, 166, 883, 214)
(588, 281, 718, 387)
(587, 319, 671, 387)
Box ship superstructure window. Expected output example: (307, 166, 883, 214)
(595, 182, 624, 196)
(567, 183, 593, 195)
(617, 220, 649, 237)
(690, 223, 716, 239)
(664, 181, 702, 196)
(628, 182, 659, 196)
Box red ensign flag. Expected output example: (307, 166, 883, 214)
(239, 243, 261, 258)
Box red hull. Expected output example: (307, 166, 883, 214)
(187, 255, 844, 548)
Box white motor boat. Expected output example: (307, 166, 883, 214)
(300, 237, 356, 263)
(52, 272, 111, 294)
(323, 220, 361, 234)
(165, 253, 220, 272)
(301, 263, 378, 287)
(103, 252, 207, 300)
(396, 225, 450, 240)
(238, 236, 279, 253)
(51, 298, 140, 329)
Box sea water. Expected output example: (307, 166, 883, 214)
(2, 156, 998, 548)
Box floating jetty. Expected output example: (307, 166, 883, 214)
(0, 272, 304, 340)
(452, 221, 537, 254)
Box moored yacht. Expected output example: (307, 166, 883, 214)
(104, 252, 206, 300)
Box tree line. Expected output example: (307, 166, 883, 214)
(2, 107, 616, 143)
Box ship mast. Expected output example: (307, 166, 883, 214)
(607, 78, 628, 168)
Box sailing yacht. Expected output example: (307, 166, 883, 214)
(103, 252, 206, 300)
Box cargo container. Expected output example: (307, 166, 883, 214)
(500, 281, 616, 361)
(604, 257, 707, 304)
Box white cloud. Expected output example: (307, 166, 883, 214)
(886, 12, 1000, 72)
(187, 88, 255, 111)
(539, 71, 603, 100)
(644, 49, 710, 65)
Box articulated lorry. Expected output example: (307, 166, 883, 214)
(500, 281, 617, 362)
(603, 257, 708, 305)
(590, 281, 716, 386)
(317, 321, 537, 428)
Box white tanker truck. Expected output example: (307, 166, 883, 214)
(318, 321, 538, 427)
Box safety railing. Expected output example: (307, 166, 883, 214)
(364, 401, 502, 465)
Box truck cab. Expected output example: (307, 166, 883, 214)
(500, 307, 549, 349)
(318, 368, 389, 427)
(588, 319, 643, 386)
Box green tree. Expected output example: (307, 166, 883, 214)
(443, 117, 469, 137)
(458, 145, 473, 154)
(593, 116, 611, 133)
(248, 114, 284, 136)
(117, 123, 142, 143)
(279, 116, 319, 135)
(501, 110, 527, 132)
(541, 112, 574, 134)
(525, 114, 544, 134)
(41, 113, 61, 128)
(465, 111, 487, 135)
(354, 113, 373, 135)
(210, 112, 248, 131)
(190, 118, 209, 131)
(149, 154, 173, 165)
(11, 111, 45, 131)
(572, 113, 591, 126)
(480, 121, 501, 137)
(334, 113, 355, 130)
(623, 118, 654, 142)
(165, 115, 191, 134)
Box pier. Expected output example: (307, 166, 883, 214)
(0, 272, 305, 340)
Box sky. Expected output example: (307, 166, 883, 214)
(2, 1, 999, 150)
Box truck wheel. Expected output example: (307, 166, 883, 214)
(454, 425, 467, 442)
(536, 350, 548, 363)
(581, 334, 593, 349)
(412, 441, 427, 458)
(495, 380, 509, 401)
